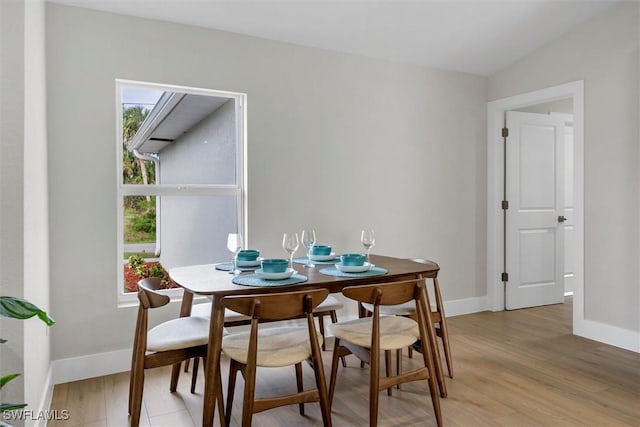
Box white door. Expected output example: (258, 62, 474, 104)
(505, 111, 565, 310)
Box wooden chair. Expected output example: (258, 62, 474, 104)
(328, 279, 442, 427)
(360, 258, 453, 379)
(128, 278, 224, 427)
(221, 289, 332, 427)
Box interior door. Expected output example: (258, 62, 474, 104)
(505, 111, 565, 310)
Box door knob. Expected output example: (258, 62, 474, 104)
(558, 215, 567, 223)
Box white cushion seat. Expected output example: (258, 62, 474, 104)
(191, 302, 251, 323)
(329, 316, 419, 351)
(147, 316, 210, 352)
(313, 295, 343, 312)
(222, 327, 323, 367)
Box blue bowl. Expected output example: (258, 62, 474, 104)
(261, 258, 289, 273)
(310, 245, 332, 256)
(340, 253, 366, 266)
(237, 249, 260, 261)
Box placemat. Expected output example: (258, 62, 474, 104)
(293, 257, 340, 266)
(215, 262, 260, 272)
(232, 273, 308, 287)
(319, 266, 388, 278)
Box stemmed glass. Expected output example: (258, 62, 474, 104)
(361, 229, 375, 265)
(301, 229, 316, 268)
(226, 233, 243, 274)
(282, 232, 300, 271)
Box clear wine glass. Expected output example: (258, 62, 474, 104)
(361, 229, 375, 265)
(301, 229, 316, 268)
(226, 233, 243, 274)
(282, 232, 300, 270)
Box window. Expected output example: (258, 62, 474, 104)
(116, 80, 247, 303)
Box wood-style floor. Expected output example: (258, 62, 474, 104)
(48, 298, 640, 426)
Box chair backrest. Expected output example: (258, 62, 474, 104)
(138, 277, 170, 310)
(343, 279, 426, 307)
(222, 289, 329, 321)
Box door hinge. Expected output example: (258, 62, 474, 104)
(501, 200, 509, 210)
(502, 127, 509, 138)
(501, 272, 509, 282)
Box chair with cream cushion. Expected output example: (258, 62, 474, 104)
(360, 258, 453, 379)
(221, 289, 332, 427)
(328, 279, 442, 427)
(128, 278, 224, 427)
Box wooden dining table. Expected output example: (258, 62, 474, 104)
(169, 254, 446, 427)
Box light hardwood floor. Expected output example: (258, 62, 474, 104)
(48, 298, 640, 426)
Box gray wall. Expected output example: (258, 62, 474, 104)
(47, 3, 487, 360)
(489, 2, 639, 331)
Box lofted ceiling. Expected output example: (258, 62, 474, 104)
(48, 0, 616, 76)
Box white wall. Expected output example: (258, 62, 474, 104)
(46, 3, 487, 363)
(0, 0, 52, 420)
(489, 2, 639, 332)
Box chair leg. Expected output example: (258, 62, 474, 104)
(184, 358, 190, 373)
(242, 358, 257, 427)
(384, 350, 392, 396)
(438, 324, 453, 378)
(129, 368, 145, 427)
(328, 338, 344, 406)
(396, 348, 402, 390)
(190, 357, 200, 394)
(408, 345, 413, 358)
(329, 310, 347, 368)
(225, 359, 240, 427)
(170, 362, 181, 392)
(295, 362, 305, 415)
(369, 347, 380, 427)
(318, 314, 327, 351)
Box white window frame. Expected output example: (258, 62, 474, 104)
(115, 79, 248, 306)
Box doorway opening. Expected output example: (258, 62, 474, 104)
(486, 81, 584, 334)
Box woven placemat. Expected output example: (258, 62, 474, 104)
(215, 262, 260, 272)
(293, 257, 340, 266)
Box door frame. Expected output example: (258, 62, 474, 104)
(486, 81, 584, 331)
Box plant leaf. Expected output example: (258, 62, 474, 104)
(0, 373, 20, 390)
(0, 297, 55, 326)
(0, 402, 27, 412)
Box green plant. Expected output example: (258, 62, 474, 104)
(0, 297, 54, 415)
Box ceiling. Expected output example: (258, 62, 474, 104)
(49, 0, 616, 76)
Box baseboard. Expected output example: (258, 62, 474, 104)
(574, 319, 640, 353)
(51, 348, 132, 385)
(443, 296, 488, 317)
(33, 366, 54, 427)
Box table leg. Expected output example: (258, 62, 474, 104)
(419, 274, 447, 398)
(203, 296, 225, 426)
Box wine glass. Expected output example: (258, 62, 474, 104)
(361, 229, 375, 265)
(301, 229, 316, 267)
(226, 233, 243, 274)
(282, 232, 300, 270)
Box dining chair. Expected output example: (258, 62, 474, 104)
(221, 289, 332, 427)
(128, 278, 224, 427)
(360, 258, 453, 379)
(328, 279, 442, 427)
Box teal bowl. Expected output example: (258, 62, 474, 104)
(310, 245, 332, 256)
(340, 253, 366, 266)
(237, 249, 260, 261)
(261, 258, 289, 273)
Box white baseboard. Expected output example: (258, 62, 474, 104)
(574, 319, 640, 353)
(443, 296, 488, 317)
(51, 348, 132, 385)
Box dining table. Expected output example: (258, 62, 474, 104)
(169, 254, 446, 427)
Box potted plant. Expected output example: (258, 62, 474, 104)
(0, 297, 54, 425)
